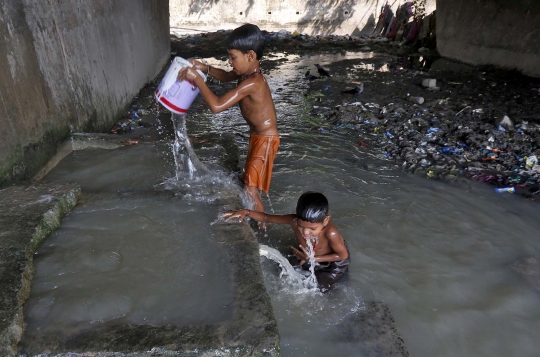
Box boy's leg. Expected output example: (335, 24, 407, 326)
(245, 185, 267, 229)
(245, 185, 264, 212)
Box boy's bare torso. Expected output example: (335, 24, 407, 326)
(238, 74, 278, 136)
(291, 220, 343, 258)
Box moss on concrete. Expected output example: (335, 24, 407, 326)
(0, 183, 81, 357)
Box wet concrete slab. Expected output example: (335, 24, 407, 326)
(18, 219, 279, 357)
(333, 302, 409, 357)
(7, 132, 279, 356)
(0, 183, 81, 357)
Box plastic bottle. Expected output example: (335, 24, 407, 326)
(407, 96, 425, 104)
(494, 187, 515, 193)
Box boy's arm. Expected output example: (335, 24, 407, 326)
(178, 67, 252, 114)
(190, 60, 239, 83)
(315, 229, 349, 263)
(222, 209, 295, 225)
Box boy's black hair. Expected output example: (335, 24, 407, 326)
(296, 192, 329, 223)
(226, 24, 265, 60)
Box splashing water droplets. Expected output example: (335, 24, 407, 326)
(170, 113, 209, 180)
(304, 238, 318, 289)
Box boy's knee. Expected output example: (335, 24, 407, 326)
(244, 185, 259, 195)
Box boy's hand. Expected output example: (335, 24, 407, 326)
(177, 67, 199, 83)
(188, 59, 206, 72)
(222, 210, 249, 222)
(291, 246, 309, 265)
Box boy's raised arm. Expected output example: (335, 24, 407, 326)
(190, 60, 239, 83)
(177, 67, 252, 114)
(222, 209, 295, 225)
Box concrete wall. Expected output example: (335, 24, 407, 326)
(437, 0, 540, 78)
(0, 0, 170, 187)
(170, 0, 436, 36)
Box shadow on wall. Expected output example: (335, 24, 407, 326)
(184, 0, 382, 35)
(297, 0, 379, 35)
(187, 0, 220, 16)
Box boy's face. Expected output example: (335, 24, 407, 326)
(227, 49, 254, 75)
(294, 216, 330, 241)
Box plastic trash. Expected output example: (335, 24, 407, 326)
(494, 187, 515, 193)
(386, 131, 394, 138)
(526, 155, 538, 168)
(422, 79, 437, 88)
(407, 96, 425, 104)
(499, 115, 513, 130)
(439, 147, 462, 154)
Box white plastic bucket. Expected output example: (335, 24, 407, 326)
(155, 57, 207, 114)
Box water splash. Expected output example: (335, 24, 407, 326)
(170, 113, 210, 180)
(259, 244, 305, 287)
(304, 238, 318, 289)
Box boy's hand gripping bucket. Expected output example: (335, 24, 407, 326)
(155, 57, 207, 114)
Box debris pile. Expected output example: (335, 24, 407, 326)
(328, 96, 540, 199)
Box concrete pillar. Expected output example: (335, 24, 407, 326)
(0, 0, 170, 186)
(437, 0, 540, 78)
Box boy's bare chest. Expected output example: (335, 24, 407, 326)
(293, 229, 330, 254)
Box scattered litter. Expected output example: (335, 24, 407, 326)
(455, 106, 471, 116)
(422, 79, 437, 88)
(494, 187, 515, 193)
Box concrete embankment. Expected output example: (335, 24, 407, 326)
(0, 183, 81, 357)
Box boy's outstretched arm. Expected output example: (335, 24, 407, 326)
(178, 67, 252, 114)
(222, 209, 295, 225)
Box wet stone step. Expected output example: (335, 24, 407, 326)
(0, 183, 81, 357)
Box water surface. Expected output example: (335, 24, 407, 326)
(24, 51, 540, 357)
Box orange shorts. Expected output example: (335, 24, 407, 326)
(243, 134, 280, 193)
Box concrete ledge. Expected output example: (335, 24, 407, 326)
(335, 302, 409, 356)
(0, 183, 81, 357)
(17, 201, 278, 356)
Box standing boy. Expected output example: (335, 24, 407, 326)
(177, 24, 279, 216)
(222, 192, 350, 292)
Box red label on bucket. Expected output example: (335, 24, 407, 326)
(155, 89, 188, 113)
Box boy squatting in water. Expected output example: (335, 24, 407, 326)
(177, 24, 279, 216)
(223, 192, 350, 292)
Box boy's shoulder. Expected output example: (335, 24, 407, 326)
(323, 220, 343, 240)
